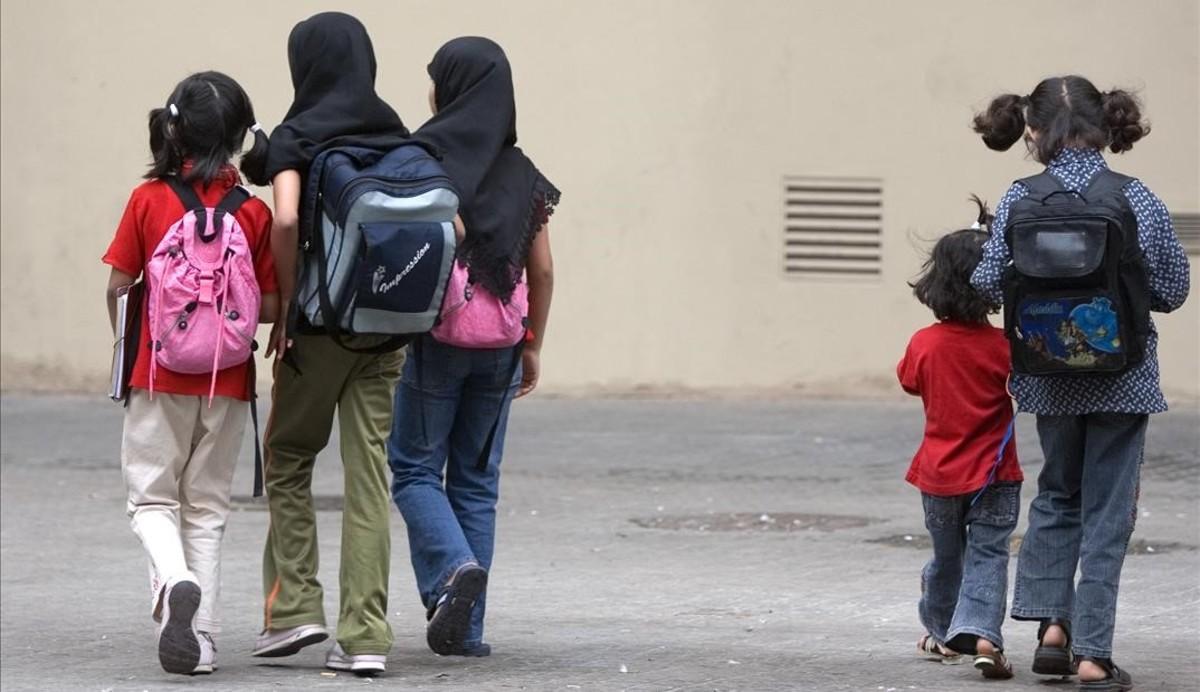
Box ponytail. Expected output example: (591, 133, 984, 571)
(972, 93, 1027, 152)
(968, 194, 994, 231)
(240, 118, 271, 186)
(145, 105, 182, 180)
(1102, 89, 1150, 154)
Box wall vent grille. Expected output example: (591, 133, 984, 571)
(783, 176, 882, 277)
(1172, 213, 1200, 256)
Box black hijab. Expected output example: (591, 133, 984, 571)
(265, 12, 409, 180)
(415, 37, 560, 301)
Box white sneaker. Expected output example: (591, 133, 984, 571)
(157, 576, 202, 675)
(325, 643, 386, 677)
(251, 624, 329, 657)
(194, 632, 216, 674)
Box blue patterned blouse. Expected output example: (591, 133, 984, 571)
(971, 148, 1191, 416)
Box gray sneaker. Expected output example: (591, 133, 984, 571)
(325, 643, 386, 677)
(157, 577, 202, 675)
(251, 624, 329, 657)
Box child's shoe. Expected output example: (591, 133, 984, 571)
(193, 632, 215, 674)
(1032, 618, 1076, 676)
(974, 649, 1014, 679)
(325, 643, 386, 677)
(1078, 657, 1133, 692)
(252, 624, 329, 657)
(426, 562, 488, 655)
(157, 576, 202, 675)
(917, 634, 964, 665)
(444, 642, 491, 657)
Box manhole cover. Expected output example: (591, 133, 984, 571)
(631, 512, 874, 533)
(230, 494, 344, 511)
(867, 534, 1193, 556)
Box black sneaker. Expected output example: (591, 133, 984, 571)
(426, 563, 488, 655)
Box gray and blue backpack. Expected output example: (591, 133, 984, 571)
(297, 143, 458, 349)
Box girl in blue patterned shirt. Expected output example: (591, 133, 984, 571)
(971, 75, 1189, 692)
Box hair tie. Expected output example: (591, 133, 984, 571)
(168, 103, 179, 118)
(970, 220, 983, 230)
(249, 123, 263, 134)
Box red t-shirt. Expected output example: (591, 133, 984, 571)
(102, 168, 277, 401)
(897, 321, 1022, 496)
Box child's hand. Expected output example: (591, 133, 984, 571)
(264, 320, 292, 361)
(515, 348, 540, 398)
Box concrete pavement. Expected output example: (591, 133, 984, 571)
(2, 394, 1197, 691)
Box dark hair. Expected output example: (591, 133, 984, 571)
(146, 71, 270, 185)
(972, 75, 1150, 164)
(909, 197, 998, 324)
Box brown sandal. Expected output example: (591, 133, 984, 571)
(974, 649, 1015, 679)
(918, 634, 964, 665)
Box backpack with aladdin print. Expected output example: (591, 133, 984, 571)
(1002, 169, 1150, 375)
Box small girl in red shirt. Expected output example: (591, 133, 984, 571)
(898, 199, 1023, 680)
(102, 72, 278, 676)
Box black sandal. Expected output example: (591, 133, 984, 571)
(1033, 618, 1076, 676)
(1077, 657, 1133, 692)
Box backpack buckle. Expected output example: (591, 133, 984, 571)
(198, 276, 214, 305)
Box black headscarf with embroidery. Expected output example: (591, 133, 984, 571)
(414, 37, 560, 301)
(265, 12, 409, 180)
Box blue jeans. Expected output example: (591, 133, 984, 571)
(920, 482, 1021, 653)
(1012, 413, 1148, 659)
(387, 336, 521, 648)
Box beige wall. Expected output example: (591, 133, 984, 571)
(3, 0, 1197, 397)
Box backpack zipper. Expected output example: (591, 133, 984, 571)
(331, 175, 454, 218)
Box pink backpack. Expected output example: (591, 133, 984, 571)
(146, 180, 261, 401)
(431, 259, 528, 348)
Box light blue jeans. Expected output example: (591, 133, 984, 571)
(920, 482, 1021, 653)
(387, 336, 521, 648)
(1012, 413, 1148, 659)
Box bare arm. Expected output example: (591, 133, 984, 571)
(265, 170, 301, 358)
(105, 268, 137, 334)
(525, 224, 554, 353)
(516, 224, 553, 398)
(453, 214, 466, 243)
(259, 293, 280, 323)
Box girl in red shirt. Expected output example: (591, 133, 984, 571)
(101, 72, 278, 676)
(898, 199, 1022, 680)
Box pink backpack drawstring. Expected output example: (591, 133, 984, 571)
(207, 265, 230, 407)
(147, 237, 182, 401)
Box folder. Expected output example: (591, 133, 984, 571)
(109, 282, 144, 402)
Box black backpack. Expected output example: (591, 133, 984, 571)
(1002, 169, 1150, 376)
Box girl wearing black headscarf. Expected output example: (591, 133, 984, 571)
(253, 12, 408, 676)
(388, 36, 559, 657)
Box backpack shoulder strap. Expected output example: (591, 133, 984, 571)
(299, 151, 334, 251)
(1015, 171, 1064, 200)
(1082, 169, 1134, 203)
(212, 185, 253, 235)
(164, 176, 210, 237)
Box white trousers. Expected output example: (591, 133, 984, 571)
(121, 390, 247, 633)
